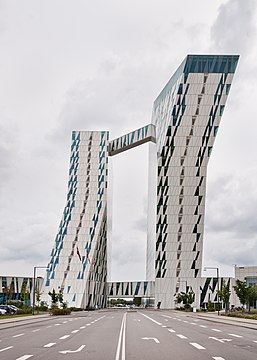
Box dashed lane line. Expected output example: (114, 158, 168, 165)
(190, 342, 206, 350)
(16, 356, 33, 360)
(32, 329, 40, 333)
(80, 326, 86, 329)
(212, 329, 222, 332)
(43, 343, 56, 348)
(199, 325, 207, 328)
(59, 335, 70, 340)
(190, 322, 197, 325)
(168, 329, 176, 333)
(162, 325, 167, 328)
(213, 357, 226, 360)
(228, 333, 242, 338)
(253, 340, 257, 343)
(71, 330, 80, 334)
(0, 346, 13, 353)
(176, 334, 187, 339)
(13, 333, 24, 338)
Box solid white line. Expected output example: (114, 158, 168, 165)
(212, 329, 222, 332)
(59, 335, 70, 340)
(213, 357, 226, 360)
(43, 343, 56, 348)
(72, 330, 80, 333)
(122, 313, 126, 360)
(176, 334, 187, 339)
(115, 312, 126, 360)
(190, 342, 206, 350)
(228, 333, 242, 338)
(13, 333, 24, 338)
(16, 356, 33, 360)
(32, 329, 40, 333)
(139, 312, 162, 326)
(168, 329, 176, 333)
(0, 346, 13, 353)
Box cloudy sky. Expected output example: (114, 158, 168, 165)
(0, 0, 256, 281)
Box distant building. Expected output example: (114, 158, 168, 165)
(41, 55, 241, 309)
(0, 276, 43, 305)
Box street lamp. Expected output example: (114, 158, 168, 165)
(32, 266, 48, 315)
(204, 267, 220, 315)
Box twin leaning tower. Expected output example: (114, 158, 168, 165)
(42, 55, 239, 309)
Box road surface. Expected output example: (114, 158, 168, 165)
(0, 309, 257, 359)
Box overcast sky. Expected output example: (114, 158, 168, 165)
(0, 0, 257, 281)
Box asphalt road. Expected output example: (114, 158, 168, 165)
(0, 309, 257, 359)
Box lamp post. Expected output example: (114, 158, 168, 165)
(204, 267, 220, 315)
(32, 266, 48, 315)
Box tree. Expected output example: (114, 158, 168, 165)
(176, 290, 195, 310)
(233, 280, 248, 307)
(233, 280, 257, 312)
(48, 289, 58, 308)
(217, 280, 230, 312)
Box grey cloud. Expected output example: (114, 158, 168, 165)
(206, 169, 257, 238)
(210, 0, 257, 53)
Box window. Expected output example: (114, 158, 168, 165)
(220, 105, 225, 116)
(226, 84, 231, 95)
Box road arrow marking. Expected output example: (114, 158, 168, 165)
(59, 345, 86, 354)
(141, 337, 160, 344)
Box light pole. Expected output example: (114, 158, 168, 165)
(32, 266, 48, 315)
(204, 267, 220, 315)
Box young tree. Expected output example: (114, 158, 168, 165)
(246, 285, 257, 312)
(217, 280, 231, 312)
(233, 280, 248, 308)
(176, 290, 195, 310)
(48, 289, 58, 308)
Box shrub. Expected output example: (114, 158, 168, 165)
(49, 308, 71, 316)
(17, 307, 32, 315)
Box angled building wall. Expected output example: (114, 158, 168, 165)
(41, 131, 109, 309)
(152, 55, 239, 308)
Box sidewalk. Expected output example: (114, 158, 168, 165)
(0, 313, 51, 330)
(186, 311, 257, 330)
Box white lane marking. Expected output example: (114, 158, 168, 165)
(63, 321, 68, 324)
(142, 337, 160, 344)
(80, 326, 86, 329)
(44, 343, 56, 348)
(139, 312, 162, 326)
(183, 320, 189, 323)
(0, 346, 13, 353)
(177, 319, 182, 321)
(213, 357, 226, 360)
(32, 329, 40, 333)
(59, 335, 70, 340)
(200, 325, 207, 328)
(190, 342, 206, 350)
(55, 323, 61, 326)
(190, 322, 197, 325)
(212, 329, 222, 332)
(209, 336, 226, 343)
(16, 356, 33, 360)
(176, 334, 187, 339)
(115, 312, 127, 360)
(46, 326, 52, 328)
(13, 333, 24, 338)
(164, 319, 168, 322)
(71, 330, 80, 333)
(228, 333, 242, 338)
(168, 329, 176, 333)
(133, 319, 141, 322)
(253, 340, 257, 343)
(161, 315, 172, 319)
(162, 325, 167, 328)
(86, 324, 91, 326)
(59, 345, 86, 354)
